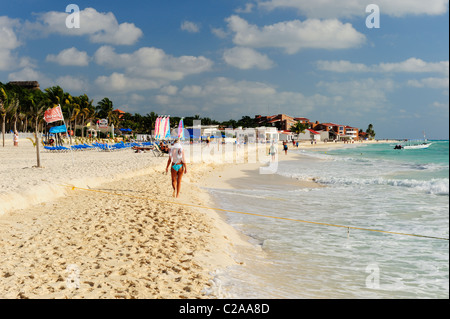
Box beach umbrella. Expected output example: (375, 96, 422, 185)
(49, 124, 67, 134)
(111, 123, 114, 138)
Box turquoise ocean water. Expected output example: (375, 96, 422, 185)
(206, 141, 449, 299)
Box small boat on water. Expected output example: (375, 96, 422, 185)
(403, 141, 432, 149)
(394, 131, 432, 150)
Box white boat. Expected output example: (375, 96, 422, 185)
(403, 142, 432, 149)
(400, 131, 432, 149)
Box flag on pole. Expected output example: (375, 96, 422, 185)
(44, 104, 64, 123)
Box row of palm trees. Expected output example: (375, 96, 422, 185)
(0, 83, 125, 148)
(1, 82, 266, 147)
(1, 82, 281, 149)
(0, 83, 128, 167)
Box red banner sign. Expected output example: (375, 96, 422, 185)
(44, 105, 64, 123)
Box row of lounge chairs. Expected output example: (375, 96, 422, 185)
(43, 141, 168, 157)
(43, 145, 72, 152)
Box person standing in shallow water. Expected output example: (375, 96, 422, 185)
(165, 139, 187, 198)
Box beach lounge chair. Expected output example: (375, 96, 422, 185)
(132, 145, 154, 153)
(93, 142, 113, 151)
(151, 144, 166, 157)
(44, 145, 70, 153)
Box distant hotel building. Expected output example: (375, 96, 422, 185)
(256, 114, 361, 141)
(255, 114, 309, 131)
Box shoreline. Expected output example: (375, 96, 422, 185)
(0, 139, 393, 298)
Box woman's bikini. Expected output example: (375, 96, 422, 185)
(172, 163, 183, 172)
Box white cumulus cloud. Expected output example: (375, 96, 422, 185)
(30, 7, 143, 45)
(317, 78, 396, 112)
(223, 47, 275, 70)
(46, 47, 90, 66)
(95, 72, 165, 92)
(317, 58, 449, 75)
(94, 45, 213, 86)
(257, 0, 448, 18)
(55, 75, 89, 92)
(407, 77, 449, 89)
(177, 77, 328, 119)
(181, 20, 200, 33)
(226, 15, 366, 54)
(0, 16, 22, 71)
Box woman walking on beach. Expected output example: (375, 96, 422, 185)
(166, 139, 187, 198)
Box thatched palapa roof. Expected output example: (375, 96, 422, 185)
(7, 81, 40, 91)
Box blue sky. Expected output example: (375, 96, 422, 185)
(1, 0, 448, 139)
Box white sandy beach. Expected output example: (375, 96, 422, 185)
(0, 138, 393, 298)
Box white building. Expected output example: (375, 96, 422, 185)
(345, 126, 359, 140)
(279, 130, 293, 141)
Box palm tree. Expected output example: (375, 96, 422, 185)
(79, 107, 90, 137)
(96, 98, 119, 135)
(290, 121, 309, 140)
(96, 97, 114, 119)
(77, 94, 94, 137)
(18, 112, 27, 132)
(29, 98, 47, 167)
(1, 88, 8, 147)
(106, 109, 120, 128)
(83, 107, 96, 138)
(68, 96, 80, 134)
(0, 88, 16, 147)
(237, 115, 256, 128)
(45, 86, 66, 106)
(366, 124, 376, 140)
(9, 97, 20, 133)
(144, 111, 158, 134)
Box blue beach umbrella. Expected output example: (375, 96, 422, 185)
(49, 124, 67, 134)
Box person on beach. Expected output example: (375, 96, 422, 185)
(283, 141, 288, 155)
(269, 142, 277, 161)
(165, 139, 187, 198)
(13, 131, 19, 147)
